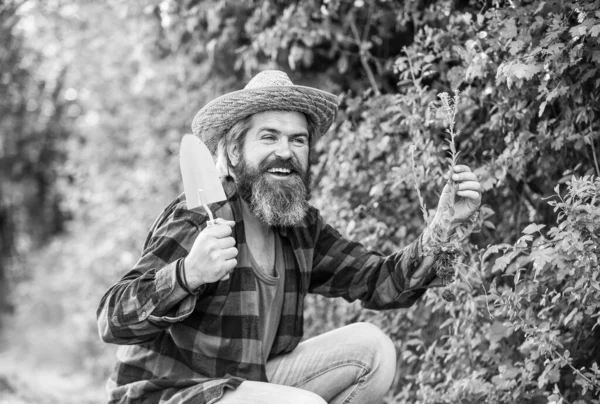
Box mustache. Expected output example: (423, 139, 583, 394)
(259, 157, 304, 174)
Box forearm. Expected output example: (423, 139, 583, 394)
(311, 222, 440, 309)
(152, 259, 205, 316)
(407, 225, 445, 288)
(97, 260, 197, 344)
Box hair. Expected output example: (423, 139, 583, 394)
(214, 115, 253, 178)
(214, 111, 319, 178)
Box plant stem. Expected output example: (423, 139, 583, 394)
(553, 350, 598, 389)
(409, 146, 429, 223)
(590, 133, 600, 177)
(404, 47, 425, 99)
(475, 257, 496, 319)
(349, 15, 380, 96)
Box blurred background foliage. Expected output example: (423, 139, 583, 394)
(1, 0, 599, 403)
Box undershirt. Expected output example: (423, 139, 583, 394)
(244, 232, 286, 362)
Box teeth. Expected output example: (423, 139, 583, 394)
(268, 168, 291, 174)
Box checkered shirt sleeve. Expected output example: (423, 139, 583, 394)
(309, 209, 439, 309)
(97, 197, 201, 345)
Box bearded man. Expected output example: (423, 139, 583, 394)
(97, 70, 482, 404)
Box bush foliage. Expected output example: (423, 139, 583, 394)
(2, 0, 599, 403)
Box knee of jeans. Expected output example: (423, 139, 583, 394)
(347, 322, 397, 374)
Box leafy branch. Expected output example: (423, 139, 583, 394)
(553, 350, 600, 394)
(430, 91, 461, 175)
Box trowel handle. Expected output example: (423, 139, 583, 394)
(205, 219, 230, 281)
(197, 189, 215, 221)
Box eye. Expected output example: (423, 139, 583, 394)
(261, 134, 277, 142)
(292, 136, 308, 146)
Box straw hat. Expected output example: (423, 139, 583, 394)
(191, 70, 338, 153)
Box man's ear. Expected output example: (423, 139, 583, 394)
(227, 142, 240, 167)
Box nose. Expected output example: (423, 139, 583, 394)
(274, 138, 292, 159)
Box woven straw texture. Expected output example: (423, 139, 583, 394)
(191, 71, 338, 153)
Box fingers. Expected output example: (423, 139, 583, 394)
(213, 218, 235, 228)
(452, 164, 471, 173)
(207, 232, 237, 259)
(456, 180, 480, 190)
(448, 165, 477, 183)
(456, 183, 481, 200)
(451, 171, 477, 183)
(208, 222, 237, 261)
(215, 236, 236, 249)
(203, 220, 235, 238)
(450, 165, 481, 200)
(456, 189, 481, 200)
(221, 247, 238, 261)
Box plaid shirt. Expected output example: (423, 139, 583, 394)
(97, 180, 437, 404)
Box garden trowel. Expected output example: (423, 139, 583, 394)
(179, 134, 227, 223)
(179, 134, 230, 280)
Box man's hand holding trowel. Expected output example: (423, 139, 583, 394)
(179, 134, 237, 287)
(184, 218, 237, 286)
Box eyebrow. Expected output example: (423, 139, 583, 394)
(256, 127, 309, 137)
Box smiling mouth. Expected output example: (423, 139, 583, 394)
(267, 167, 293, 177)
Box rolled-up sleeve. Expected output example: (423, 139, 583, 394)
(309, 211, 440, 309)
(97, 200, 205, 345)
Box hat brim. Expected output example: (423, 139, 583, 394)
(191, 85, 338, 154)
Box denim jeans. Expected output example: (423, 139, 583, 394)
(218, 322, 397, 404)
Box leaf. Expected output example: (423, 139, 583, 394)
(534, 2, 546, 14)
(570, 25, 587, 37)
(483, 220, 496, 229)
(509, 40, 525, 55)
(493, 254, 514, 272)
(482, 243, 507, 262)
(516, 234, 533, 247)
(539, 100, 547, 117)
(591, 25, 600, 37)
(511, 63, 542, 80)
(522, 223, 546, 234)
(488, 321, 509, 342)
(502, 18, 518, 39)
(563, 308, 578, 327)
(531, 248, 553, 272)
(547, 42, 565, 56)
(439, 318, 454, 329)
(369, 183, 385, 198)
(502, 365, 520, 379)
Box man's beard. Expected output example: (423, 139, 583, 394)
(233, 155, 311, 227)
